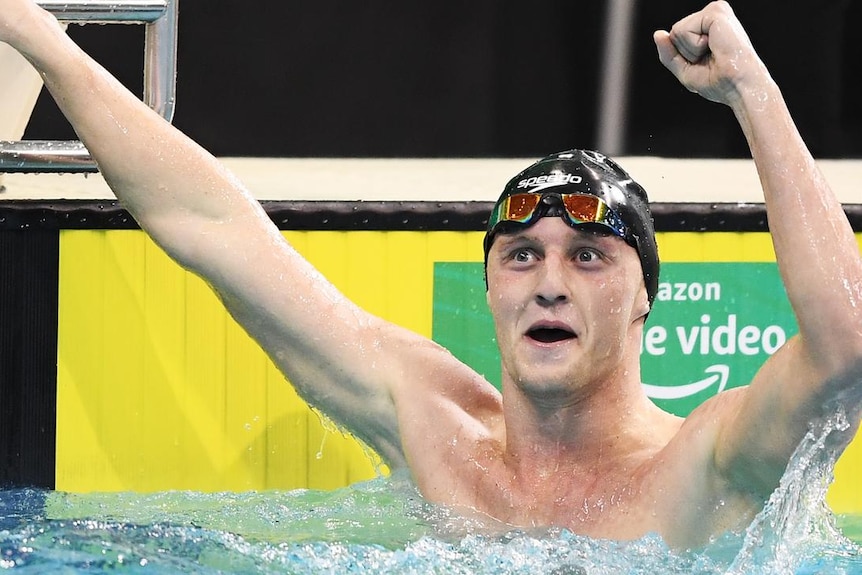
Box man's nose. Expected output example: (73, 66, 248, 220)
(535, 255, 570, 307)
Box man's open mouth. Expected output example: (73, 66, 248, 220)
(526, 327, 576, 343)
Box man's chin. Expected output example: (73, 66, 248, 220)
(508, 367, 579, 397)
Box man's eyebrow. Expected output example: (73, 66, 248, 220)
(495, 231, 539, 248)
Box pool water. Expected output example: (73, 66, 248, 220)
(0, 482, 859, 574)
(1, 412, 860, 573)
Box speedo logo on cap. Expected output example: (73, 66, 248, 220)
(517, 172, 583, 192)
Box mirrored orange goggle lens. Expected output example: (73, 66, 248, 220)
(503, 193, 543, 221)
(560, 193, 604, 222)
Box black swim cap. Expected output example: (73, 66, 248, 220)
(484, 149, 660, 307)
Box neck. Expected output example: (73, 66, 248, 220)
(501, 356, 673, 480)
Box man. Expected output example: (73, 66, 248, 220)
(2, 0, 860, 549)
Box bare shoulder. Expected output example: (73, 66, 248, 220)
(389, 329, 504, 425)
(386, 328, 505, 478)
(659, 386, 749, 474)
(651, 388, 763, 544)
(680, 386, 748, 434)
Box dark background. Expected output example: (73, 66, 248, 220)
(23, 1, 861, 159)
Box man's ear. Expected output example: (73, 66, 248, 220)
(633, 286, 651, 323)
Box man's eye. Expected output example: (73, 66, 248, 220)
(576, 249, 599, 263)
(513, 249, 533, 263)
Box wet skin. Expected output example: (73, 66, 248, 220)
(486, 217, 650, 406)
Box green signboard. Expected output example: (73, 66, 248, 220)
(432, 262, 797, 416)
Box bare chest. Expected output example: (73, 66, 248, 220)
(462, 462, 668, 539)
(414, 445, 752, 545)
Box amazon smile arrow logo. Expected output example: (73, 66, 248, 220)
(641, 364, 730, 400)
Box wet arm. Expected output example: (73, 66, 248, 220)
(655, 1, 862, 493)
(717, 66, 862, 488)
(0, 1, 419, 464)
(1, 3, 263, 264)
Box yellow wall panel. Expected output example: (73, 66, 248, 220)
(55, 228, 862, 515)
(56, 230, 442, 492)
(657, 231, 776, 262)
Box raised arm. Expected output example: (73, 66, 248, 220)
(0, 0, 498, 469)
(0, 0, 273, 272)
(655, 1, 862, 495)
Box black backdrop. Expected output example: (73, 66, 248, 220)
(23, 1, 862, 159)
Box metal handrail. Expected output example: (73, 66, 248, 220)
(0, 0, 178, 173)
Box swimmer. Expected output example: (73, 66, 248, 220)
(2, 0, 860, 549)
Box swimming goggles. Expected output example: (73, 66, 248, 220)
(487, 192, 630, 240)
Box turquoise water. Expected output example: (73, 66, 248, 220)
(0, 482, 858, 574)
(1, 412, 860, 573)
(0, 481, 859, 573)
